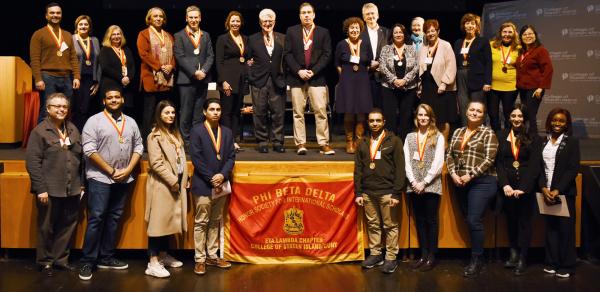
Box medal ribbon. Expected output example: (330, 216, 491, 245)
(204, 121, 222, 159)
(346, 39, 361, 57)
(76, 34, 92, 62)
(416, 132, 428, 162)
(111, 46, 127, 66)
(509, 129, 520, 162)
(229, 31, 245, 58)
(150, 26, 166, 47)
(103, 110, 126, 142)
(56, 124, 68, 146)
(427, 40, 439, 58)
(264, 32, 273, 47)
(186, 26, 202, 50)
(369, 130, 386, 163)
(461, 37, 474, 63)
(46, 24, 63, 50)
(500, 45, 512, 67)
(394, 44, 405, 62)
(302, 25, 315, 48)
(460, 128, 477, 151)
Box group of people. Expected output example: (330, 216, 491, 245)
(354, 102, 579, 278)
(26, 0, 574, 282)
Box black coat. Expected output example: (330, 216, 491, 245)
(539, 135, 580, 197)
(215, 32, 249, 94)
(453, 36, 492, 91)
(283, 24, 331, 87)
(173, 28, 214, 85)
(98, 46, 136, 96)
(496, 129, 542, 193)
(246, 31, 286, 89)
(359, 26, 389, 61)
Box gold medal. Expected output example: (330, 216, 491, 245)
(217, 154, 221, 160)
(85, 60, 92, 66)
(119, 136, 124, 144)
(418, 161, 425, 169)
(161, 47, 167, 53)
(194, 48, 200, 55)
(512, 161, 520, 169)
(369, 162, 375, 169)
(397, 61, 403, 67)
(502, 66, 508, 73)
(239, 57, 245, 63)
(57, 51, 63, 57)
(122, 66, 127, 76)
(352, 64, 359, 72)
(462, 60, 468, 67)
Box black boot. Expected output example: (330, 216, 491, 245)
(504, 248, 518, 268)
(464, 255, 484, 278)
(514, 257, 527, 276)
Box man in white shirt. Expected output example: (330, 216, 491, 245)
(360, 3, 389, 109)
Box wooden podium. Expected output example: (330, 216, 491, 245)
(0, 57, 31, 144)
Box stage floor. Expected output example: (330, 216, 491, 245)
(0, 250, 598, 292)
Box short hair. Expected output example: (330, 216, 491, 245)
(491, 21, 520, 50)
(203, 98, 221, 110)
(74, 15, 93, 34)
(46, 2, 61, 13)
(467, 100, 486, 114)
(186, 5, 201, 16)
(225, 11, 243, 30)
(519, 24, 542, 49)
(153, 100, 182, 142)
(423, 19, 440, 32)
(46, 92, 69, 108)
(145, 7, 167, 26)
(343, 17, 364, 36)
(460, 13, 481, 36)
(361, 3, 378, 15)
(259, 8, 276, 21)
(104, 87, 122, 99)
(101, 25, 126, 47)
(299, 2, 315, 12)
(388, 23, 408, 44)
(368, 108, 384, 119)
(545, 107, 573, 135)
(412, 17, 424, 25)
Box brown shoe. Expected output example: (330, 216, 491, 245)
(297, 144, 307, 155)
(194, 262, 206, 275)
(319, 145, 335, 155)
(206, 258, 232, 269)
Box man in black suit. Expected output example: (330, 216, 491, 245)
(247, 8, 286, 153)
(360, 2, 389, 110)
(283, 2, 334, 155)
(190, 98, 235, 275)
(174, 5, 214, 148)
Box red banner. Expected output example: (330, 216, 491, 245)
(224, 175, 364, 264)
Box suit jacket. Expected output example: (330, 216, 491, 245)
(418, 38, 457, 91)
(453, 36, 492, 91)
(496, 130, 542, 193)
(173, 28, 214, 85)
(98, 46, 136, 94)
(247, 31, 286, 89)
(215, 32, 249, 94)
(539, 135, 580, 197)
(360, 26, 389, 82)
(379, 44, 419, 89)
(190, 123, 235, 196)
(72, 35, 100, 81)
(136, 28, 176, 92)
(283, 24, 331, 87)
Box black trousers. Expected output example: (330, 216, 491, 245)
(410, 192, 440, 256)
(220, 91, 243, 140)
(488, 90, 518, 132)
(518, 88, 544, 133)
(148, 236, 171, 257)
(381, 87, 418, 141)
(36, 196, 80, 266)
(251, 77, 285, 146)
(72, 74, 96, 131)
(504, 193, 534, 257)
(545, 195, 577, 271)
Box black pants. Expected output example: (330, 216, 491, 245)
(220, 91, 243, 140)
(143, 90, 173, 141)
(518, 89, 544, 133)
(410, 192, 440, 257)
(488, 90, 518, 132)
(148, 236, 171, 257)
(545, 195, 577, 271)
(72, 74, 95, 131)
(370, 78, 383, 109)
(381, 87, 418, 141)
(251, 77, 285, 146)
(179, 83, 208, 145)
(504, 193, 534, 257)
(36, 196, 80, 266)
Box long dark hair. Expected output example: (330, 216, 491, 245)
(519, 24, 541, 52)
(153, 100, 182, 143)
(510, 103, 532, 146)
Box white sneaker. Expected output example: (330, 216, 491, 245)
(145, 262, 170, 278)
(160, 254, 183, 268)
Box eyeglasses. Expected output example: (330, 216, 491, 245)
(48, 104, 69, 109)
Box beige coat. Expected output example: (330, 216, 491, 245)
(145, 130, 188, 237)
(418, 38, 457, 91)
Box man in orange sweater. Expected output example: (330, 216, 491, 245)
(30, 2, 80, 123)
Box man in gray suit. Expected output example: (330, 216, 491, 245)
(174, 5, 214, 147)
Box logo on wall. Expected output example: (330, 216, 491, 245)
(588, 95, 595, 103)
(283, 207, 304, 235)
(536, 9, 543, 16)
(587, 5, 594, 12)
(562, 73, 569, 80)
(588, 50, 595, 57)
(562, 28, 569, 36)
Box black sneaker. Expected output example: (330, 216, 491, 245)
(97, 258, 128, 270)
(78, 264, 93, 280)
(381, 260, 398, 274)
(361, 255, 384, 269)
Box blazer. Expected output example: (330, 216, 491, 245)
(516, 45, 553, 90)
(72, 35, 100, 81)
(247, 31, 286, 89)
(98, 46, 136, 93)
(418, 38, 457, 91)
(173, 28, 214, 85)
(453, 36, 492, 91)
(539, 135, 580, 197)
(215, 32, 249, 94)
(190, 123, 235, 196)
(379, 44, 419, 90)
(136, 28, 176, 92)
(496, 129, 542, 193)
(145, 130, 188, 236)
(360, 26, 389, 61)
(283, 24, 332, 87)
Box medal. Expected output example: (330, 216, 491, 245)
(122, 66, 127, 76)
(369, 130, 386, 172)
(418, 161, 425, 169)
(461, 38, 473, 68)
(502, 66, 507, 73)
(509, 129, 520, 170)
(394, 44, 405, 68)
(76, 34, 93, 67)
(161, 47, 167, 53)
(500, 45, 512, 74)
(346, 38, 362, 73)
(85, 60, 92, 66)
(119, 136, 124, 144)
(230, 31, 245, 64)
(47, 25, 64, 58)
(369, 162, 376, 169)
(303, 26, 315, 51)
(57, 51, 63, 57)
(204, 120, 223, 161)
(217, 154, 221, 160)
(239, 57, 245, 63)
(512, 161, 520, 169)
(462, 60, 468, 67)
(194, 48, 200, 55)
(186, 26, 202, 56)
(112, 46, 127, 76)
(352, 64, 359, 72)
(397, 61, 403, 67)
(416, 132, 428, 169)
(103, 110, 126, 145)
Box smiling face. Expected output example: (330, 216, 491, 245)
(509, 109, 524, 129)
(466, 102, 485, 125)
(149, 9, 165, 29)
(260, 17, 275, 33)
(463, 20, 477, 37)
(362, 7, 378, 28)
(368, 112, 385, 134)
(160, 106, 176, 126)
(425, 26, 439, 44)
(416, 107, 431, 128)
(77, 19, 90, 36)
(46, 6, 62, 26)
(186, 10, 201, 31)
(228, 15, 241, 32)
(521, 28, 536, 46)
(393, 26, 405, 45)
(411, 19, 423, 36)
(501, 26, 515, 44)
(348, 23, 361, 41)
(103, 90, 124, 112)
(47, 97, 69, 122)
(299, 5, 315, 27)
(550, 113, 568, 135)
(110, 28, 123, 47)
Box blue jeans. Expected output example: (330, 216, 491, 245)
(81, 179, 130, 264)
(455, 175, 498, 256)
(39, 72, 73, 123)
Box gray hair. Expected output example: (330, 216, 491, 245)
(46, 92, 69, 108)
(412, 17, 425, 25)
(259, 8, 276, 21)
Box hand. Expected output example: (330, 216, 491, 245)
(298, 69, 310, 80)
(483, 84, 491, 92)
(186, 179, 191, 189)
(90, 83, 99, 96)
(37, 192, 49, 205)
(112, 168, 129, 182)
(121, 76, 130, 86)
(503, 185, 514, 197)
(72, 79, 80, 90)
(549, 189, 559, 199)
(459, 174, 472, 185)
(542, 188, 553, 201)
(437, 83, 446, 94)
(35, 80, 45, 91)
(451, 173, 464, 186)
(533, 88, 543, 99)
(513, 190, 525, 198)
(211, 173, 225, 187)
(170, 183, 180, 192)
(306, 70, 314, 78)
(247, 58, 255, 66)
(195, 70, 206, 80)
(355, 197, 364, 206)
(388, 198, 400, 207)
(414, 182, 426, 194)
(161, 65, 173, 75)
(370, 60, 379, 69)
(222, 81, 232, 96)
(393, 79, 406, 88)
(417, 90, 422, 98)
